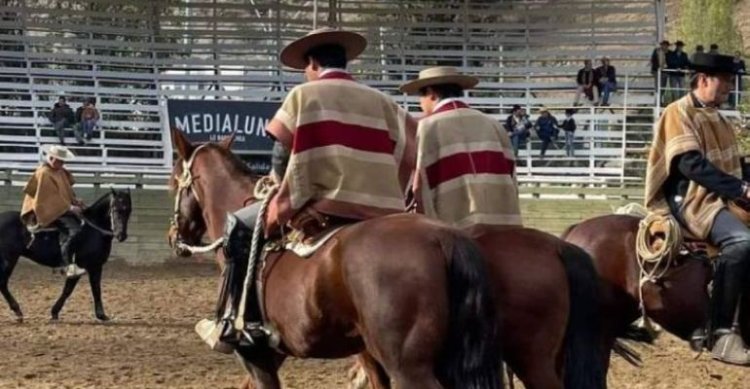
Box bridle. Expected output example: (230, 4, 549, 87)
(171, 144, 225, 254)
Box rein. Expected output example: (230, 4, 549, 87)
(171, 144, 225, 254)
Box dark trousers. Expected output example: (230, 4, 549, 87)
(708, 209, 750, 329)
(540, 138, 553, 157)
(55, 212, 82, 265)
(53, 119, 68, 144)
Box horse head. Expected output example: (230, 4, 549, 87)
(168, 128, 255, 259)
(109, 187, 132, 242)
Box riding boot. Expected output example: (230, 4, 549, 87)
(710, 243, 750, 365)
(57, 215, 87, 279)
(196, 213, 255, 354)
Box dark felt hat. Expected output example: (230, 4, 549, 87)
(689, 53, 737, 74)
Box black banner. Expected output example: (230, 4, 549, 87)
(166, 99, 279, 154)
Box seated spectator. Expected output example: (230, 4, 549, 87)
(506, 106, 531, 157)
(561, 108, 577, 157)
(534, 107, 559, 158)
(709, 43, 719, 54)
(595, 57, 617, 106)
(503, 104, 522, 132)
(47, 96, 74, 145)
(651, 40, 670, 91)
(574, 60, 598, 106)
(80, 98, 99, 141)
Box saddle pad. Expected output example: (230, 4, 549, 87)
(284, 226, 344, 258)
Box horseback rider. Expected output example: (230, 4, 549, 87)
(20, 145, 87, 278)
(198, 27, 416, 351)
(644, 53, 750, 365)
(400, 67, 522, 235)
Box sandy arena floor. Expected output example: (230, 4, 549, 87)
(0, 259, 747, 388)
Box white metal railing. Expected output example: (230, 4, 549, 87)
(656, 68, 748, 111)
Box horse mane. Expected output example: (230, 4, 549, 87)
(85, 192, 113, 215)
(168, 143, 261, 193)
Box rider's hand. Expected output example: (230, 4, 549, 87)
(69, 205, 83, 215)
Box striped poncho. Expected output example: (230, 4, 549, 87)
(266, 70, 416, 226)
(645, 94, 743, 239)
(412, 99, 522, 233)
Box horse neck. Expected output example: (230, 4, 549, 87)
(84, 194, 112, 227)
(197, 160, 257, 241)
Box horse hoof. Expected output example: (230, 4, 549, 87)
(15, 316, 23, 324)
(50, 314, 59, 322)
(96, 314, 110, 322)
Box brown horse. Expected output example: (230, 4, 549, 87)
(167, 131, 606, 389)
(167, 129, 502, 389)
(355, 227, 607, 389)
(562, 213, 750, 373)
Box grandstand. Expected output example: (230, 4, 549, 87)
(0, 0, 710, 192)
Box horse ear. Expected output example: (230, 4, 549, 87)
(110, 187, 116, 195)
(171, 126, 194, 160)
(218, 131, 236, 150)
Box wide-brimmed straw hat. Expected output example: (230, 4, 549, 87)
(42, 144, 75, 161)
(280, 27, 367, 70)
(399, 66, 479, 95)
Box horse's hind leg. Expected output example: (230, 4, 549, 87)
(50, 276, 81, 320)
(87, 265, 109, 321)
(352, 352, 391, 389)
(0, 256, 23, 322)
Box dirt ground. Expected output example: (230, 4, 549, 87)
(0, 260, 747, 389)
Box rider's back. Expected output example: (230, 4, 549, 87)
(274, 76, 413, 224)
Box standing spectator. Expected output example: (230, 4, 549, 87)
(692, 45, 705, 62)
(80, 98, 99, 141)
(731, 51, 747, 108)
(506, 106, 531, 157)
(561, 108, 577, 157)
(709, 44, 719, 54)
(574, 59, 598, 106)
(650, 40, 671, 92)
(668, 41, 690, 90)
(534, 107, 559, 158)
(596, 57, 617, 106)
(47, 96, 74, 145)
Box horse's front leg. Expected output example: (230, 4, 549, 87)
(87, 265, 109, 321)
(350, 352, 391, 389)
(50, 276, 81, 320)
(0, 255, 23, 322)
(234, 348, 285, 389)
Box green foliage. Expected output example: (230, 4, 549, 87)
(676, 0, 743, 54)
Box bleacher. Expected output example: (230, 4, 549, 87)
(0, 0, 662, 189)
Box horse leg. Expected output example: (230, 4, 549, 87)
(234, 348, 285, 389)
(0, 256, 23, 322)
(50, 276, 81, 321)
(87, 265, 109, 321)
(353, 352, 391, 389)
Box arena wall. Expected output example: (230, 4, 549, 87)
(0, 186, 630, 264)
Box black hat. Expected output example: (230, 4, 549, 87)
(675, 40, 685, 47)
(660, 40, 670, 46)
(689, 53, 737, 74)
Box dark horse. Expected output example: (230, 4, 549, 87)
(563, 213, 750, 373)
(167, 129, 605, 389)
(0, 188, 131, 322)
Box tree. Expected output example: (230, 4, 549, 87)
(676, 0, 743, 54)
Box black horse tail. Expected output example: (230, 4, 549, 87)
(559, 243, 606, 389)
(438, 233, 502, 389)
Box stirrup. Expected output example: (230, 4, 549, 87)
(239, 322, 271, 347)
(64, 264, 87, 278)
